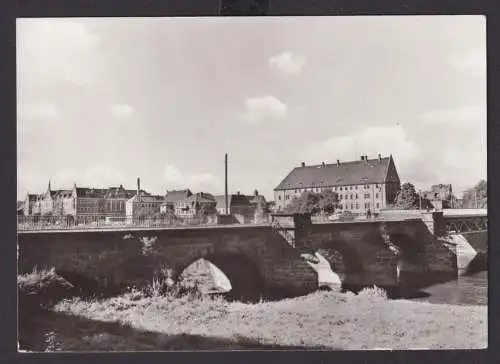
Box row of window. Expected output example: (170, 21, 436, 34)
(339, 193, 380, 200)
(292, 184, 381, 194)
(339, 202, 381, 210)
(279, 192, 381, 201)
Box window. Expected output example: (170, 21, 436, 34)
(376, 184, 379, 188)
(351, 203, 354, 209)
(350, 194, 353, 200)
(356, 203, 359, 209)
(278, 196, 281, 200)
(339, 195, 343, 200)
(376, 203, 380, 209)
(355, 194, 358, 199)
(364, 193, 370, 199)
(375, 193, 379, 198)
(340, 187, 343, 191)
(334, 187, 337, 191)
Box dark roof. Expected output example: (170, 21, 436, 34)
(26, 194, 39, 202)
(165, 189, 192, 204)
(187, 192, 216, 204)
(129, 194, 164, 203)
(246, 194, 267, 205)
(214, 194, 251, 210)
(53, 190, 73, 198)
(75, 187, 108, 198)
(275, 156, 393, 190)
(105, 186, 137, 199)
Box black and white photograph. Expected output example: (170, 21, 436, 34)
(16, 15, 487, 351)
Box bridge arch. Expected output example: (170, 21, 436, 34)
(315, 240, 365, 286)
(173, 252, 266, 303)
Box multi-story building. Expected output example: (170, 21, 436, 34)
(23, 193, 41, 216)
(175, 192, 216, 218)
(125, 178, 163, 220)
(103, 185, 137, 217)
(274, 154, 401, 213)
(422, 184, 454, 210)
(161, 189, 192, 214)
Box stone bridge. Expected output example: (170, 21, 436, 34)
(17, 210, 488, 301)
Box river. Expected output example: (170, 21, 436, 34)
(411, 271, 488, 306)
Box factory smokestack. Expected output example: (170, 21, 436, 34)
(225, 154, 228, 215)
(137, 177, 140, 201)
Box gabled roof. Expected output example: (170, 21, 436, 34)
(75, 187, 108, 198)
(26, 194, 39, 202)
(214, 194, 251, 210)
(128, 194, 164, 203)
(187, 192, 216, 204)
(105, 186, 137, 199)
(165, 189, 192, 204)
(246, 194, 267, 205)
(53, 190, 73, 199)
(275, 156, 394, 190)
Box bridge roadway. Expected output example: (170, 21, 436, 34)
(17, 216, 428, 234)
(17, 210, 487, 301)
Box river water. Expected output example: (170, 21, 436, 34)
(410, 271, 488, 306)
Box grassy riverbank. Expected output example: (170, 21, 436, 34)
(18, 269, 487, 351)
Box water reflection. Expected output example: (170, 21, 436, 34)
(412, 271, 487, 306)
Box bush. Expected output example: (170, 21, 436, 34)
(18, 267, 76, 308)
(357, 286, 388, 300)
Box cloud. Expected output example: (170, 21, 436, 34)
(269, 52, 306, 75)
(54, 166, 125, 188)
(18, 102, 62, 121)
(305, 124, 420, 175)
(243, 95, 288, 125)
(449, 47, 486, 76)
(163, 164, 184, 184)
(164, 164, 221, 193)
(17, 102, 63, 134)
(418, 105, 486, 127)
(109, 104, 136, 118)
(17, 19, 101, 86)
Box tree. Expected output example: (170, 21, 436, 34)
(254, 198, 269, 223)
(285, 191, 339, 214)
(394, 182, 420, 210)
(462, 180, 487, 208)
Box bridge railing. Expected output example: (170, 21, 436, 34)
(17, 214, 255, 231)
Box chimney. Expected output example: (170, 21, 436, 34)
(378, 153, 381, 161)
(321, 162, 326, 167)
(237, 191, 240, 196)
(301, 162, 306, 167)
(225, 153, 228, 215)
(336, 159, 340, 167)
(137, 177, 140, 200)
(365, 155, 368, 161)
(254, 189, 259, 196)
(360, 156, 365, 161)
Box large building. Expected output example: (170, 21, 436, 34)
(274, 154, 401, 213)
(125, 178, 163, 220)
(175, 192, 216, 218)
(161, 189, 192, 214)
(422, 184, 454, 210)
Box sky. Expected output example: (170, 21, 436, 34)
(17, 16, 486, 201)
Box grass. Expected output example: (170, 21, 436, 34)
(18, 268, 488, 351)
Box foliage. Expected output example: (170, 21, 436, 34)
(285, 191, 339, 214)
(462, 180, 487, 208)
(394, 183, 420, 209)
(254, 198, 269, 223)
(45, 289, 487, 351)
(357, 286, 388, 300)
